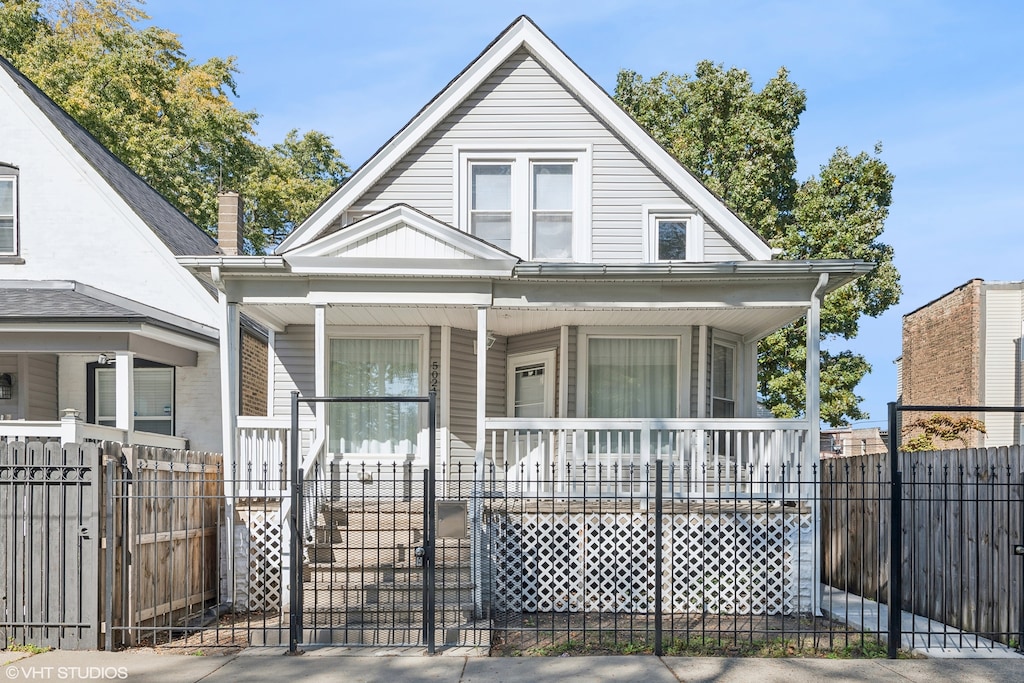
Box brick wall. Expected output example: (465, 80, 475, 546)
(240, 331, 268, 417)
(901, 279, 983, 447)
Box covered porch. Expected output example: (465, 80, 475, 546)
(200, 258, 867, 499)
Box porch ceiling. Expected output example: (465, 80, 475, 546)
(241, 303, 805, 341)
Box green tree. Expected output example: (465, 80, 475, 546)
(616, 64, 899, 425)
(0, 0, 348, 251)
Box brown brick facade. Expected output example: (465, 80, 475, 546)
(901, 279, 983, 447)
(240, 331, 268, 416)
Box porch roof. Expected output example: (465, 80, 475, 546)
(182, 258, 871, 342)
(0, 281, 218, 362)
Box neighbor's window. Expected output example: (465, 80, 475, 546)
(0, 169, 17, 255)
(328, 338, 420, 454)
(95, 366, 175, 434)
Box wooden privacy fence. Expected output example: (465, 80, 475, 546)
(822, 446, 1024, 646)
(0, 440, 222, 650)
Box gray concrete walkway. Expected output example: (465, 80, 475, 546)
(3, 647, 1023, 682)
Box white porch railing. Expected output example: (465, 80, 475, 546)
(235, 417, 317, 496)
(485, 418, 811, 498)
(0, 416, 188, 450)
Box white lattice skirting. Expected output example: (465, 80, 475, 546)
(231, 505, 285, 612)
(491, 510, 814, 615)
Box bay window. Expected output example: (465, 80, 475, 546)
(586, 337, 678, 418)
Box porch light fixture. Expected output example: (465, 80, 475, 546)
(0, 373, 12, 400)
(473, 333, 498, 354)
(97, 353, 114, 365)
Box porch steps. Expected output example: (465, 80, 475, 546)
(287, 497, 488, 650)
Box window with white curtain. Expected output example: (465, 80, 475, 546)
(328, 338, 420, 455)
(586, 338, 678, 418)
(95, 366, 174, 434)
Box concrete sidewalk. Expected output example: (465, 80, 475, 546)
(4, 647, 1024, 683)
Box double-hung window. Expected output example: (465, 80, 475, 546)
(94, 364, 175, 435)
(461, 149, 589, 261)
(0, 166, 17, 256)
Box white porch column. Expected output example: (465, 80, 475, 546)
(806, 273, 828, 616)
(218, 290, 241, 606)
(114, 351, 135, 437)
(475, 307, 488, 469)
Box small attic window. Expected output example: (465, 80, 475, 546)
(644, 208, 703, 262)
(0, 164, 17, 256)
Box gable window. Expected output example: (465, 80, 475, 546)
(328, 337, 422, 455)
(460, 148, 590, 261)
(0, 166, 17, 256)
(88, 361, 175, 435)
(644, 209, 703, 262)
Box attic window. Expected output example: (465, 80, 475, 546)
(645, 208, 703, 262)
(0, 167, 17, 256)
(458, 148, 591, 261)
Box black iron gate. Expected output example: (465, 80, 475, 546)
(886, 403, 1024, 657)
(287, 391, 440, 653)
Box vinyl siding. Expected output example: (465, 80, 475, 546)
(566, 327, 577, 418)
(982, 287, 1024, 445)
(690, 328, 700, 417)
(272, 326, 315, 419)
(0, 355, 18, 418)
(341, 48, 748, 263)
(25, 354, 57, 421)
(448, 328, 506, 468)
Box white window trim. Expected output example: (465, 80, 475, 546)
(710, 332, 740, 419)
(576, 327, 692, 418)
(506, 348, 557, 418)
(454, 145, 592, 262)
(96, 366, 174, 432)
(323, 326, 430, 455)
(642, 206, 703, 263)
(0, 171, 18, 257)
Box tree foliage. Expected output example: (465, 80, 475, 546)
(0, 0, 348, 252)
(900, 414, 986, 452)
(615, 63, 900, 425)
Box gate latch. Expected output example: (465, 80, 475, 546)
(1014, 545, 1024, 556)
(414, 546, 426, 567)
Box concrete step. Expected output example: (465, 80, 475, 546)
(306, 543, 471, 566)
(312, 526, 424, 545)
(297, 603, 476, 626)
(299, 583, 476, 609)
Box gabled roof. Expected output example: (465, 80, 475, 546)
(283, 204, 519, 276)
(0, 55, 218, 257)
(276, 15, 771, 259)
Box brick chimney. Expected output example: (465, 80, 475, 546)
(217, 191, 244, 255)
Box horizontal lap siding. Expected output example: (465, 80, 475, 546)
(346, 49, 747, 262)
(26, 354, 57, 421)
(982, 287, 1024, 445)
(272, 327, 314, 419)
(449, 328, 506, 468)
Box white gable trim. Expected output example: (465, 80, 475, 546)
(277, 17, 771, 260)
(282, 204, 518, 276)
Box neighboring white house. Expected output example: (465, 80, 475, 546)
(180, 16, 871, 489)
(0, 55, 265, 452)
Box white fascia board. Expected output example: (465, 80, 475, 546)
(307, 290, 493, 307)
(276, 17, 771, 260)
(285, 256, 516, 277)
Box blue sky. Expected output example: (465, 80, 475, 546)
(143, 0, 1023, 426)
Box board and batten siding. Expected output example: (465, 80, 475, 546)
(338, 48, 747, 263)
(982, 286, 1024, 445)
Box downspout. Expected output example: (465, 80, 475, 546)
(806, 273, 828, 616)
